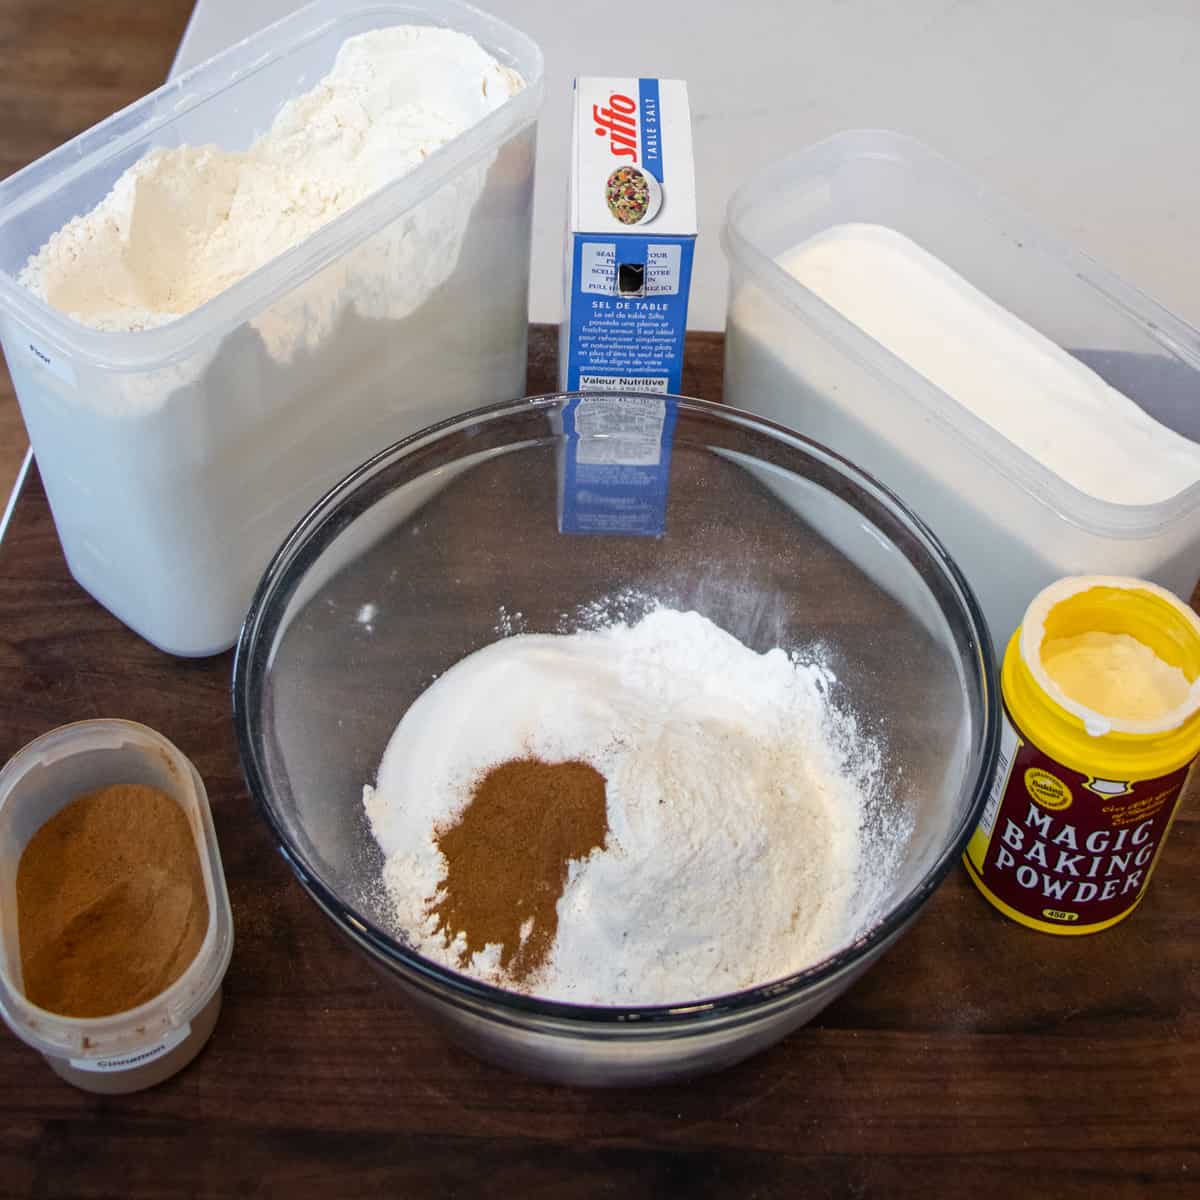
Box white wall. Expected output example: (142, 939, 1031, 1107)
(174, 0, 1200, 332)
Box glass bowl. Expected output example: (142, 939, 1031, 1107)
(233, 393, 998, 1086)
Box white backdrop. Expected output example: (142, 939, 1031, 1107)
(174, 0, 1200, 332)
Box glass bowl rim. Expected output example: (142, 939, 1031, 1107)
(233, 391, 999, 1028)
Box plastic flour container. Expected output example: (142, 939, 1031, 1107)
(0, 721, 233, 1094)
(722, 131, 1200, 653)
(0, 0, 544, 656)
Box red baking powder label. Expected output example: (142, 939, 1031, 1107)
(964, 705, 1192, 932)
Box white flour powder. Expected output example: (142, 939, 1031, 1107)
(20, 26, 523, 333)
(364, 608, 899, 1006)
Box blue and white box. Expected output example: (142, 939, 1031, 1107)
(558, 394, 678, 536)
(560, 78, 697, 394)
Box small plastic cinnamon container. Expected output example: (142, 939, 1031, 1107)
(963, 577, 1200, 934)
(0, 720, 233, 1093)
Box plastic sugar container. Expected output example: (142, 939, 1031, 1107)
(0, 0, 544, 656)
(722, 131, 1200, 652)
(0, 721, 233, 1094)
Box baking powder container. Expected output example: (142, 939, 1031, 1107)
(964, 576, 1200, 934)
(0, 720, 233, 1092)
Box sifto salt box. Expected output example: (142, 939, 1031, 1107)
(560, 78, 696, 394)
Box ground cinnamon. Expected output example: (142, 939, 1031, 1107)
(16, 784, 209, 1018)
(431, 757, 608, 983)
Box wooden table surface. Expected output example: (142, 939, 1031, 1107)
(0, 324, 1197, 1199)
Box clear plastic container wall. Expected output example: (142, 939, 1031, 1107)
(0, 0, 544, 655)
(723, 131, 1200, 650)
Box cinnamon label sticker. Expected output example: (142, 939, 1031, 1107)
(69, 1020, 191, 1073)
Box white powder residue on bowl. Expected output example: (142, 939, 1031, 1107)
(364, 607, 904, 1006)
(19, 26, 523, 335)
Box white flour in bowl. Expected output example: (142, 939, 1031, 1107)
(364, 608, 904, 1006)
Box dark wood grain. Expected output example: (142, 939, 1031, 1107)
(0, 323, 1197, 1199)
